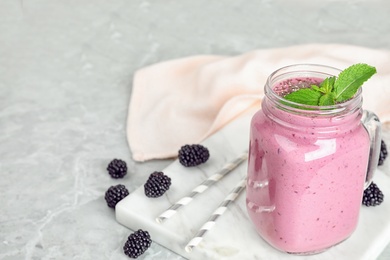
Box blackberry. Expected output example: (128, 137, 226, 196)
(123, 229, 152, 258)
(107, 159, 127, 178)
(144, 171, 171, 198)
(378, 140, 388, 166)
(105, 184, 129, 208)
(178, 144, 210, 167)
(362, 182, 384, 207)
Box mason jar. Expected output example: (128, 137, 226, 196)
(246, 64, 381, 254)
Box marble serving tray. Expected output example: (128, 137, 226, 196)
(116, 114, 390, 260)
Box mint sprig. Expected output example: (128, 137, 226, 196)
(284, 63, 376, 106)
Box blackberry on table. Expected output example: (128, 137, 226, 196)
(144, 171, 171, 198)
(178, 144, 210, 167)
(123, 229, 152, 258)
(378, 140, 388, 166)
(107, 159, 127, 178)
(105, 184, 129, 208)
(362, 182, 384, 207)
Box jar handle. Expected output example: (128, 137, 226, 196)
(361, 110, 382, 188)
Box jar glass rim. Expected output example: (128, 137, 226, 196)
(265, 64, 362, 116)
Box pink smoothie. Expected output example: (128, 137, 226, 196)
(246, 77, 370, 254)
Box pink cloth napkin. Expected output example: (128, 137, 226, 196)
(127, 44, 390, 162)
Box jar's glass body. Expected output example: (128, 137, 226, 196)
(246, 65, 370, 254)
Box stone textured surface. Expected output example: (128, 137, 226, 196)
(1, 1, 390, 259)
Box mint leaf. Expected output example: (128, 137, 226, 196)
(334, 64, 376, 102)
(319, 76, 336, 94)
(319, 92, 336, 106)
(311, 85, 323, 93)
(284, 88, 322, 106)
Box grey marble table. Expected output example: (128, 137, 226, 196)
(1, 1, 389, 259)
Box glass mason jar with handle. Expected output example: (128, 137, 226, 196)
(246, 64, 381, 254)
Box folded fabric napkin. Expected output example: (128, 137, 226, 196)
(127, 44, 390, 162)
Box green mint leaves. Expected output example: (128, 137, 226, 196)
(333, 64, 376, 102)
(284, 63, 377, 106)
(282, 88, 322, 106)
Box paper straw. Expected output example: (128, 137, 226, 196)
(155, 152, 248, 224)
(185, 177, 247, 252)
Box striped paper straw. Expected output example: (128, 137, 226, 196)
(155, 152, 248, 224)
(185, 177, 247, 252)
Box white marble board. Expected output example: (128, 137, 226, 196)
(116, 114, 390, 260)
